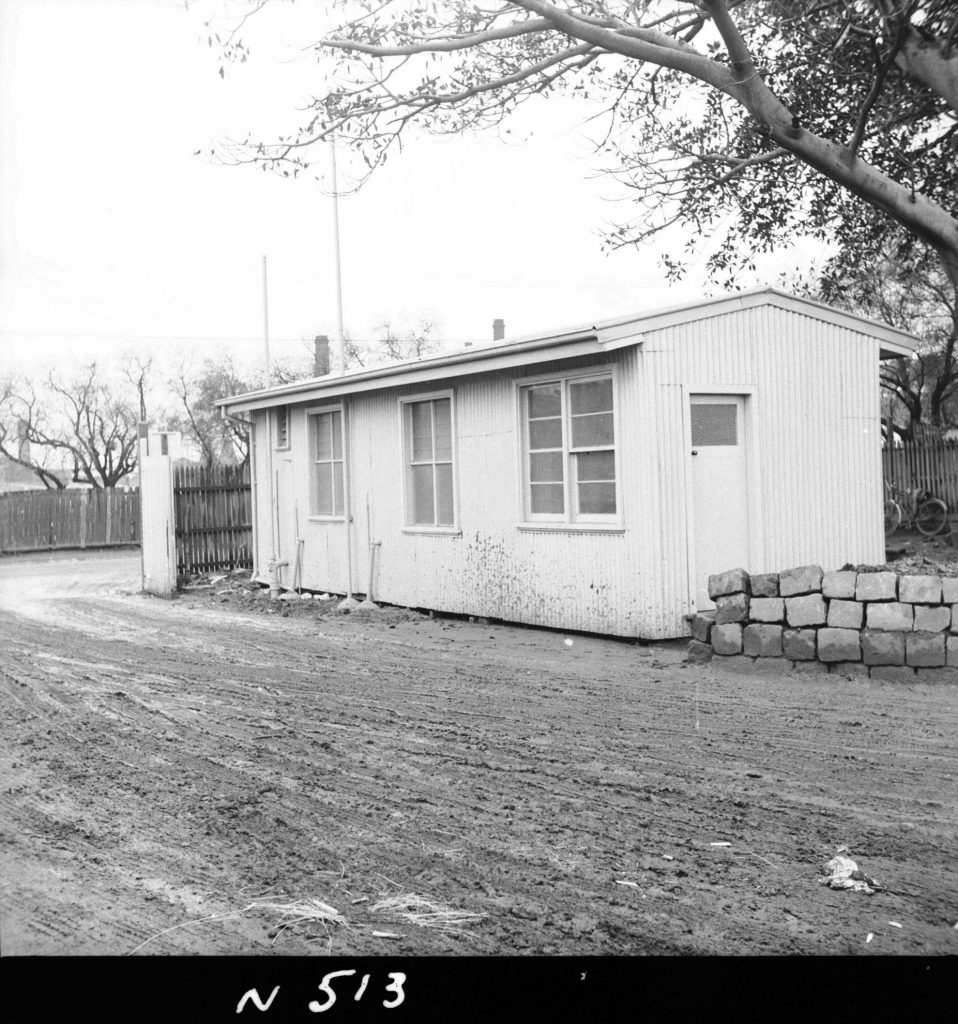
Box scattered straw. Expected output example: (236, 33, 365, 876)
(127, 893, 347, 956)
(250, 896, 347, 943)
(369, 893, 486, 935)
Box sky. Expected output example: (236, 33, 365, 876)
(0, 0, 812, 385)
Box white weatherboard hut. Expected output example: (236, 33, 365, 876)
(219, 288, 916, 639)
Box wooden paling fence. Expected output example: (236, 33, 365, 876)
(883, 440, 958, 508)
(174, 463, 252, 574)
(0, 488, 140, 553)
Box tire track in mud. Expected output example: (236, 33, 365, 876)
(2, 572, 958, 955)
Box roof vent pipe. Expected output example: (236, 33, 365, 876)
(492, 318, 505, 341)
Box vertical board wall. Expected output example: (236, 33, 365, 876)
(246, 305, 885, 637)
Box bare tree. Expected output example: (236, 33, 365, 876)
(120, 352, 155, 422)
(372, 317, 440, 363)
(170, 356, 254, 466)
(0, 364, 139, 488)
(0, 378, 68, 489)
(335, 319, 440, 370)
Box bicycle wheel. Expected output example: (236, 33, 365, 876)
(915, 498, 948, 536)
(884, 500, 902, 536)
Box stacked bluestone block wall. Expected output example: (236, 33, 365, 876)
(688, 565, 958, 682)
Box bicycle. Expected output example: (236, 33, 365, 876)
(884, 480, 949, 537)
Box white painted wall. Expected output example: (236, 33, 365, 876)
(248, 304, 886, 638)
(637, 304, 884, 630)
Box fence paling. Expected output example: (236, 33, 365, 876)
(173, 463, 252, 575)
(0, 488, 140, 553)
(884, 441, 958, 511)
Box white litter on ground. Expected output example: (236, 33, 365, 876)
(819, 846, 886, 894)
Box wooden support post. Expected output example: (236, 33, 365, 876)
(79, 494, 87, 548)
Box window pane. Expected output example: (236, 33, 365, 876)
(529, 417, 562, 450)
(531, 483, 564, 514)
(690, 404, 737, 446)
(410, 402, 433, 461)
(433, 399, 452, 461)
(576, 450, 615, 482)
(528, 383, 561, 418)
(315, 414, 332, 460)
(529, 451, 564, 483)
(331, 410, 343, 460)
(333, 462, 344, 516)
(315, 463, 332, 515)
(571, 412, 614, 447)
(435, 463, 454, 525)
(578, 481, 616, 515)
(412, 464, 435, 525)
(570, 378, 612, 415)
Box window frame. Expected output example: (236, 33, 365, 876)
(273, 405, 290, 451)
(305, 403, 346, 522)
(399, 389, 460, 534)
(517, 367, 622, 529)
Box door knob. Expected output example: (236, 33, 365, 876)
(691, 450, 698, 456)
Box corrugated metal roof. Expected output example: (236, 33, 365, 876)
(547, 286, 918, 350)
(219, 287, 918, 413)
(220, 331, 601, 413)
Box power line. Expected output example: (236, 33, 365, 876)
(0, 329, 317, 343)
(0, 329, 485, 345)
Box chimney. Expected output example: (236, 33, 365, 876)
(17, 418, 30, 464)
(314, 335, 331, 376)
(492, 318, 505, 341)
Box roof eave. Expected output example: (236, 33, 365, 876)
(878, 339, 914, 360)
(219, 330, 601, 413)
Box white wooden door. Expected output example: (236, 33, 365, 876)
(690, 395, 750, 611)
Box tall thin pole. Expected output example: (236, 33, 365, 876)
(262, 254, 271, 384)
(262, 253, 276, 564)
(330, 138, 346, 376)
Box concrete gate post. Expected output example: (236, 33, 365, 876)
(138, 426, 181, 598)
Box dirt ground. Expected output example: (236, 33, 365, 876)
(1, 548, 957, 958)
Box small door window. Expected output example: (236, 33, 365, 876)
(691, 403, 737, 446)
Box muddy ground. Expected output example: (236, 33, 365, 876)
(1, 548, 957, 959)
